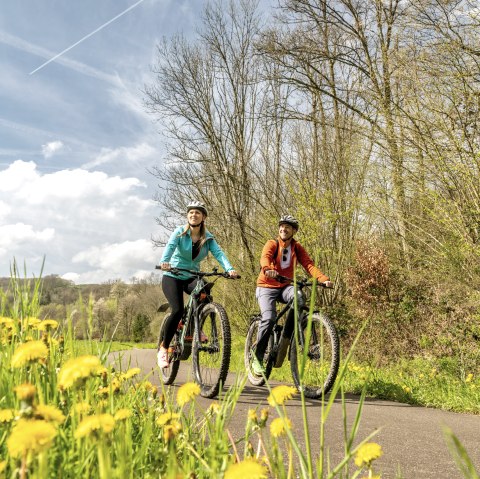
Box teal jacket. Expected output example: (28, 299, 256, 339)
(159, 225, 234, 280)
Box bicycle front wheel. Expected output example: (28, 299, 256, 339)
(157, 313, 180, 385)
(290, 312, 340, 398)
(192, 302, 231, 398)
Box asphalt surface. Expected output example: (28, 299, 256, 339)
(111, 348, 480, 479)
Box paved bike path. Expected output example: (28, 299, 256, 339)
(111, 348, 480, 479)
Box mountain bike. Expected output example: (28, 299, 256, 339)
(244, 275, 340, 398)
(155, 266, 239, 398)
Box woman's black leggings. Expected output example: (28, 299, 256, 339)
(161, 275, 198, 348)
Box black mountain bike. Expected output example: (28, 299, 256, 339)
(244, 275, 340, 398)
(155, 266, 239, 399)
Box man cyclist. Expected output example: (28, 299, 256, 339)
(252, 215, 333, 376)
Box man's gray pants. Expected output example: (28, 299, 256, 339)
(254, 285, 304, 362)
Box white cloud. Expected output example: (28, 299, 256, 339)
(0, 160, 159, 283)
(73, 239, 157, 269)
(42, 140, 64, 158)
(0, 223, 55, 248)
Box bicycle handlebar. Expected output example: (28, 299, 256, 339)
(155, 265, 241, 279)
(275, 273, 332, 288)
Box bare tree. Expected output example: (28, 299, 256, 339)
(145, 0, 269, 271)
(262, 0, 413, 264)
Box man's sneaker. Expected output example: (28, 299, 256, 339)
(157, 347, 169, 369)
(251, 356, 265, 376)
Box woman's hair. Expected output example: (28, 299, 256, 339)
(179, 222, 208, 249)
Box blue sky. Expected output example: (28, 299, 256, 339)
(0, 0, 203, 283)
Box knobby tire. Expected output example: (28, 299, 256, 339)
(192, 302, 231, 398)
(290, 312, 340, 398)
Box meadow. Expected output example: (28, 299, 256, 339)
(1, 272, 478, 479)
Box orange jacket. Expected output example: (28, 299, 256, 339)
(256, 238, 329, 288)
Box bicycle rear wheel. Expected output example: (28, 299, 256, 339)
(157, 313, 180, 385)
(192, 302, 231, 398)
(244, 316, 274, 386)
(290, 312, 340, 398)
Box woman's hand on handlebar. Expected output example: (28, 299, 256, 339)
(228, 270, 240, 278)
(322, 280, 334, 288)
(159, 262, 171, 271)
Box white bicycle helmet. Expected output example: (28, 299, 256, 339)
(279, 214, 299, 230)
(186, 201, 208, 216)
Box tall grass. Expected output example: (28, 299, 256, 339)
(0, 265, 477, 478)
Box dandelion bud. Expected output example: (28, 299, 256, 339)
(259, 408, 269, 427)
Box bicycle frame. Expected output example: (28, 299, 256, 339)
(271, 301, 298, 346)
(156, 266, 232, 361)
(176, 278, 210, 355)
(268, 277, 322, 363)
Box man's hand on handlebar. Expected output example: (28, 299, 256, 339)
(265, 269, 279, 279)
(322, 280, 334, 289)
(228, 270, 239, 278)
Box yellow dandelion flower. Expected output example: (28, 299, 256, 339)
(248, 409, 258, 423)
(114, 409, 133, 421)
(26, 317, 41, 327)
(270, 417, 292, 438)
(163, 422, 182, 441)
(36, 319, 59, 331)
(74, 402, 91, 415)
(177, 382, 200, 406)
(57, 355, 103, 390)
(75, 414, 116, 439)
(0, 317, 14, 329)
(11, 341, 48, 368)
(138, 380, 155, 392)
(402, 385, 411, 394)
(224, 458, 268, 479)
(465, 373, 474, 383)
(34, 404, 66, 425)
(97, 386, 109, 397)
(7, 419, 57, 457)
(156, 412, 181, 427)
(0, 409, 16, 423)
(111, 378, 121, 392)
(267, 385, 297, 407)
(354, 442, 383, 468)
(14, 383, 37, 401)
(122, 368, 141, 380)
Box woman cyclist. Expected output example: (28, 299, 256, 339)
(157, 201, 238, 368)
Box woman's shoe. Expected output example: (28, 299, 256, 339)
(157, 347, 169, 369)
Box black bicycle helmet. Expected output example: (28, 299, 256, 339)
(186, 200, 208, 216)
(278, 214, 299, 230)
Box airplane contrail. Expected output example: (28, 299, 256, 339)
(30, 0, 147, 75)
